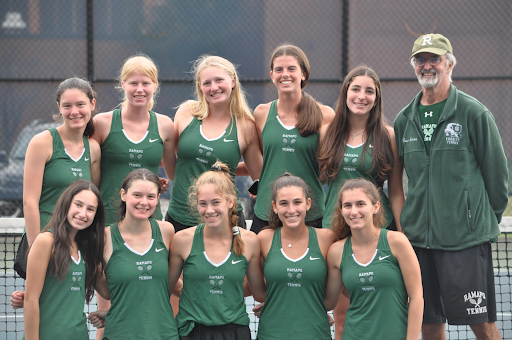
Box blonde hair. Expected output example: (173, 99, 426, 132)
(189, 161, 245, 256)
(184, 55, 254, 144)
(331, 178, 386, 240)
(117, 54, 160, 110)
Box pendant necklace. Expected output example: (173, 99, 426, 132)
(283, 229, 308, 248)
(350, 130, 365, 140)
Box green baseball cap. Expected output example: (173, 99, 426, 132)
(410, 33, 453, 59)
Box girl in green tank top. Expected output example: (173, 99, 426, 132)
(91, 55, 177, 339)
(169, 162, 266, 339)
(252, 44, 335, 234)
(93, 55, 177, 227)
(317, 66, 406, 338)
(324, 179, 422, 340)
(23, 77, 101, 247)
(23, 180, 106, 340)
(90, 168, 179, 339)
(167, 55, 262, 231)
(256, 173, 335, 340)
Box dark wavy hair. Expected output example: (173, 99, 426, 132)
(55, 77, 97, 138)
(42, 179, 105, 304)
(317, 65, 394, 183)
(331, 178, 386, 240)
(270, 44, 323, 137)
(267, 173, 312, 230)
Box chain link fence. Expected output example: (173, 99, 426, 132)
(1, 0, 511, 339)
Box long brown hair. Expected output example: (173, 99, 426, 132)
(317, 65, 394, 183)
(42, 179, 105, 304)
(189, 161, 245, 256)
(267, 173, 312, 230)
(270, 44, 323, 137)
(331, 178, 386, 240)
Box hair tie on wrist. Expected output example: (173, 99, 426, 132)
(232, 226, 240, 236)
(211, 164, 221, 172)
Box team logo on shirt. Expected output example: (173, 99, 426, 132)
(197, 144, 214, 165)
(422, 124, 436, 142)
(464, 291, 487, 315)
(71, 271, 83, 291)
(137, 260, 153, 280)
(281, 134, 297, 153)
(444, 123, 462, 145)
(129, 149, 144, 168)
(343, 153, 358, 172)
(209, 275, 224, 294)
(71, 167, 84, 178)
(287, 268, 302, 288)
(359, 271, 375, 292)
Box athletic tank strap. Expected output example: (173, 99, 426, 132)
(149, 218, 164, 244)
(307, 227, 321, 253)
(110, 108, 123, 132)
(342, 236, 353, 260)
(49, 128, 64, 152)
(265, 100, 278, 125)
(148, 111, 159, 133)
(191, 224, 205, 255)
(109, 223, 124, 249)
(377, 228, 390, 250)
(268, 227, 282, 253)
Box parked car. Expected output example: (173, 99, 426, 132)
(0, 120, 59, 217)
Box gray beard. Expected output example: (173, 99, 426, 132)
(418, 74, 438, 88)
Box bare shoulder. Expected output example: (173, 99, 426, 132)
(329, 238, 347, 257)
(387, 230, 411, 250)
(254, 102, 271, 119)
(173, 226, 196, 244)
(29, 130, 53, 148)
(316, 228, 336, 244)
(257, 228, 274, 245)
(320, 104, 335, 125)
(240, 228, 258, 246)
(88, 137, 101, 153)
(33, 231, 54, 246)
(385, 124, 395, 139)
(26, 130, 53, 160)
(94, 111, 114, 126)
(92, 111, 114, 143)
(157, 220, 176, 237)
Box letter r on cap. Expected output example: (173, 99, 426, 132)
(422, 36, 433, 46)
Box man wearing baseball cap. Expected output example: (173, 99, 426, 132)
(394, 33, 507, 339)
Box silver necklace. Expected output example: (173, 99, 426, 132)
(283, 229, 308, 248)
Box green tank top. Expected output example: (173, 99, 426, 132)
(24, 247, 88, 340)
(38, 128, 91, 230)
(341, 229, 408, 340)
(177, 224, 249, 336)
(258, 227, 330, 340)
(254, 101, 325, 221)
(323, 142, 392, 228)
(168, 117, 242, 227)
(104, 219, 178, 340)
(100, 109, 163, 226)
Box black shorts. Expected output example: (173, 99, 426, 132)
(414, 242, 497, 325)
(166, 210, 247, 233)
(250, 215, 323, 234)
(180, 323, 251, 340)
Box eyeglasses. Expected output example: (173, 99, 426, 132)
(414, 56, 445, 67)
